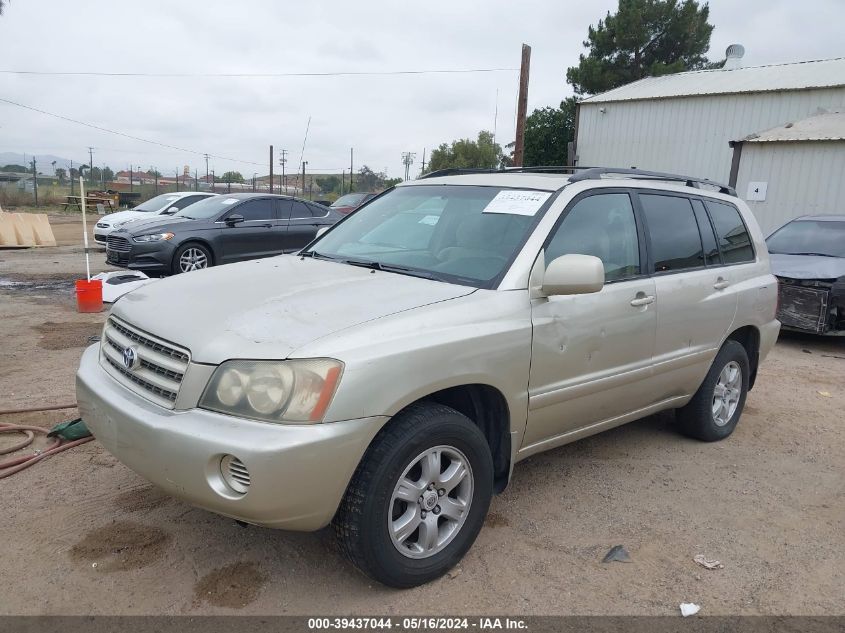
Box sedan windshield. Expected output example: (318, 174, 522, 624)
(175, 196, 241, 219)
(331, 193, 369, 208)
(133, 194, 181, 212)
(305, 185, 551, 287)
(767, 220, 845, 258)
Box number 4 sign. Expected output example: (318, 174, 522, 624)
(746, 181, 768, 201)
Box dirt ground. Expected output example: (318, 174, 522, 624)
(1, 215, 843, 616)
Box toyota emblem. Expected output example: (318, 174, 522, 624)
(122, 346, 139, 370)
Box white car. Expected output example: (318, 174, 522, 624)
(93, 192, 217, 245)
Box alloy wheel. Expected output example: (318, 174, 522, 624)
(712, 360, 742, 426)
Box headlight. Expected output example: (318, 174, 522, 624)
(199, 359, 343, 424)
(133, 232, 174, 243)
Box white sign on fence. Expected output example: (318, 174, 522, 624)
(746, 181, 768, 201)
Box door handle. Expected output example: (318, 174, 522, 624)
(630, 295, 655, 307)
(260, 223, 272, 228)
(713, 278, 730, 290)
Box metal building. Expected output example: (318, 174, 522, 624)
(573, 51, 845, 231)
(729, 110, 845, 233)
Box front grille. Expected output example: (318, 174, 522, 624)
(107, 235, 131, 252)
(100, 317, 190, 408)
(777, 283, 829, 333)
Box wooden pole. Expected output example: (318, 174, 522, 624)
(512, 44, 532, 167)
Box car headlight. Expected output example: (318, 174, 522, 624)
(114, 220, 131, 227)
(133, 232, 174, 243)
(199, 359, 343, 424)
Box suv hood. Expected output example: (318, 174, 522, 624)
(770, 253, 845, 280)
(117, 215, 195, 235)
(112, 255, 475, 364)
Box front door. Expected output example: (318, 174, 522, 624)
(524, 191, 657, 449)
(218, 198, 279, 264)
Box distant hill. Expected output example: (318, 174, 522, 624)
(0, 152, 82, 174)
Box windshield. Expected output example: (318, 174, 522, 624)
(132, 194, 181, 213)
(767, 220, 845, 258)
(175, 196, 240, 219)
(305, 185, 551, 287)
(331, 193, 369, 208)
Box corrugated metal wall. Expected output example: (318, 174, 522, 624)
(735, 141, 845, 234)
(576, 88, 845, 183)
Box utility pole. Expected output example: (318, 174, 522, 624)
(102, 164, 106, 188)
(130, 165, 134, 192)
(154, 168, 159, 195)
(279, 149, 288, 194)
(512, 43, 532, 167)
(175, 169, 180, 192)
(195, 169, 199, 191)
(349, 148, 354, 193)
(420, 148, 426, 175)
(204, 153, 210, 191)
(301, 161, 307, 196)
(31, 158, 38, 206)
(269, 145, 274, 194)
(401, 152, 416, 181)
(88, 147, 94, 185)
(70, 159, 75, 196)
(340, 169, 345, 196)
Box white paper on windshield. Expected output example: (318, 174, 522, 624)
(419, 215, 440, 226)
(222, 198, 238, 204)
(482, 190, 551, 216)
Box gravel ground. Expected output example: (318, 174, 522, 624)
(0, 216, 842, 616)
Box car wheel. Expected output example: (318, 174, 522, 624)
(676, 339, 750, 442)
(333, 401, 493, 588)
(172, 242, 212, 274)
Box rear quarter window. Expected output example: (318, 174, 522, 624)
(640, 194, 705, 272)
(705, 200, 755, 264)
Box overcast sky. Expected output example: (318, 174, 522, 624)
(0, 0, 842, 178)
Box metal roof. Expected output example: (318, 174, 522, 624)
(739, 110, 845, 143)
(580, 57, 845, 104)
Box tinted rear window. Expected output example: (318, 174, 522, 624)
(706, 201, 754, 264)
(640, 194, 704, 272)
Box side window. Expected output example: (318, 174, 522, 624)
(705, 200, 755, 264)
(691, 199, 721, 265)
(290, 202, 313, 219)
(276, 198, 292, 220)
(546, 193, 640, 282)
(640, 194, 704, 272)
(307, 203, 328, 218)
(233, 199, 275, 221)
(172, 195, 201, 210)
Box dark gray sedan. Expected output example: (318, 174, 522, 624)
(767, 214, 845, 335)
(106, 193, 341, 275)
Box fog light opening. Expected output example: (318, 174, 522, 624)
(220, 454, 250, 495)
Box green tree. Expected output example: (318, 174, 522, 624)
(523, 98, 578, 166)
(102, 166, 115, 183)
(54, 167, 67, 182)
(148, 168, 162, 178)
(316, 175, 341, 194)
(221, 171, 244, 183)
(357, 165, 391, 191)
(566, 0, 715, 96)
(425, 130, 503, 173)
(1, 164, 28, 172)
(383, 177, 402, 188)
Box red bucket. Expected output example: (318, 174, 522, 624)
(75, 279, 103, 313)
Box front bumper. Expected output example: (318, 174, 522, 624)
(106, 238, 176, 273)
(76, 344, 386, 530)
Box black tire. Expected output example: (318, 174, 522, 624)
(333, 401, 493, 588)
(677, 339, 750, 442)
(172, 242, 213, 275)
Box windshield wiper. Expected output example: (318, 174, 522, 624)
(342, 258, 437, 280)
(785, 252, 839, 258)
(300, 250, 339, 261)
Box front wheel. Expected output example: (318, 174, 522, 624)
(172, 242, 212, 275)
(333, 402, 493, 588)
(676, 339, 750, 441)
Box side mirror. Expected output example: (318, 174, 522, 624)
(225, 214, 244, 226)
(163, 206, 179, 215)
(316, 226, 330, 238)
(541, 254, 605, 296)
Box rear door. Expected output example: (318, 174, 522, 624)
(524, 190, 657, 448)
(217, 198, 279, 264)
(285, 200, 329, 252)
(637, 191, 738, 401)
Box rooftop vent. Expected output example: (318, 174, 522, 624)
(723, 44, 745, 70)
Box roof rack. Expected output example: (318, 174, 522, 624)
(568, 167, 736, 196)
(418, 165, 597, 180)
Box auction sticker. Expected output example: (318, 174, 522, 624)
(482, 190, 551, 216)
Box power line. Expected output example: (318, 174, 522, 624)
(0, 96, 264, 166)
(0, 67, 518, 79)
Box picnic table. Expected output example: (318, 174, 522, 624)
(61, 194, 117, 213)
